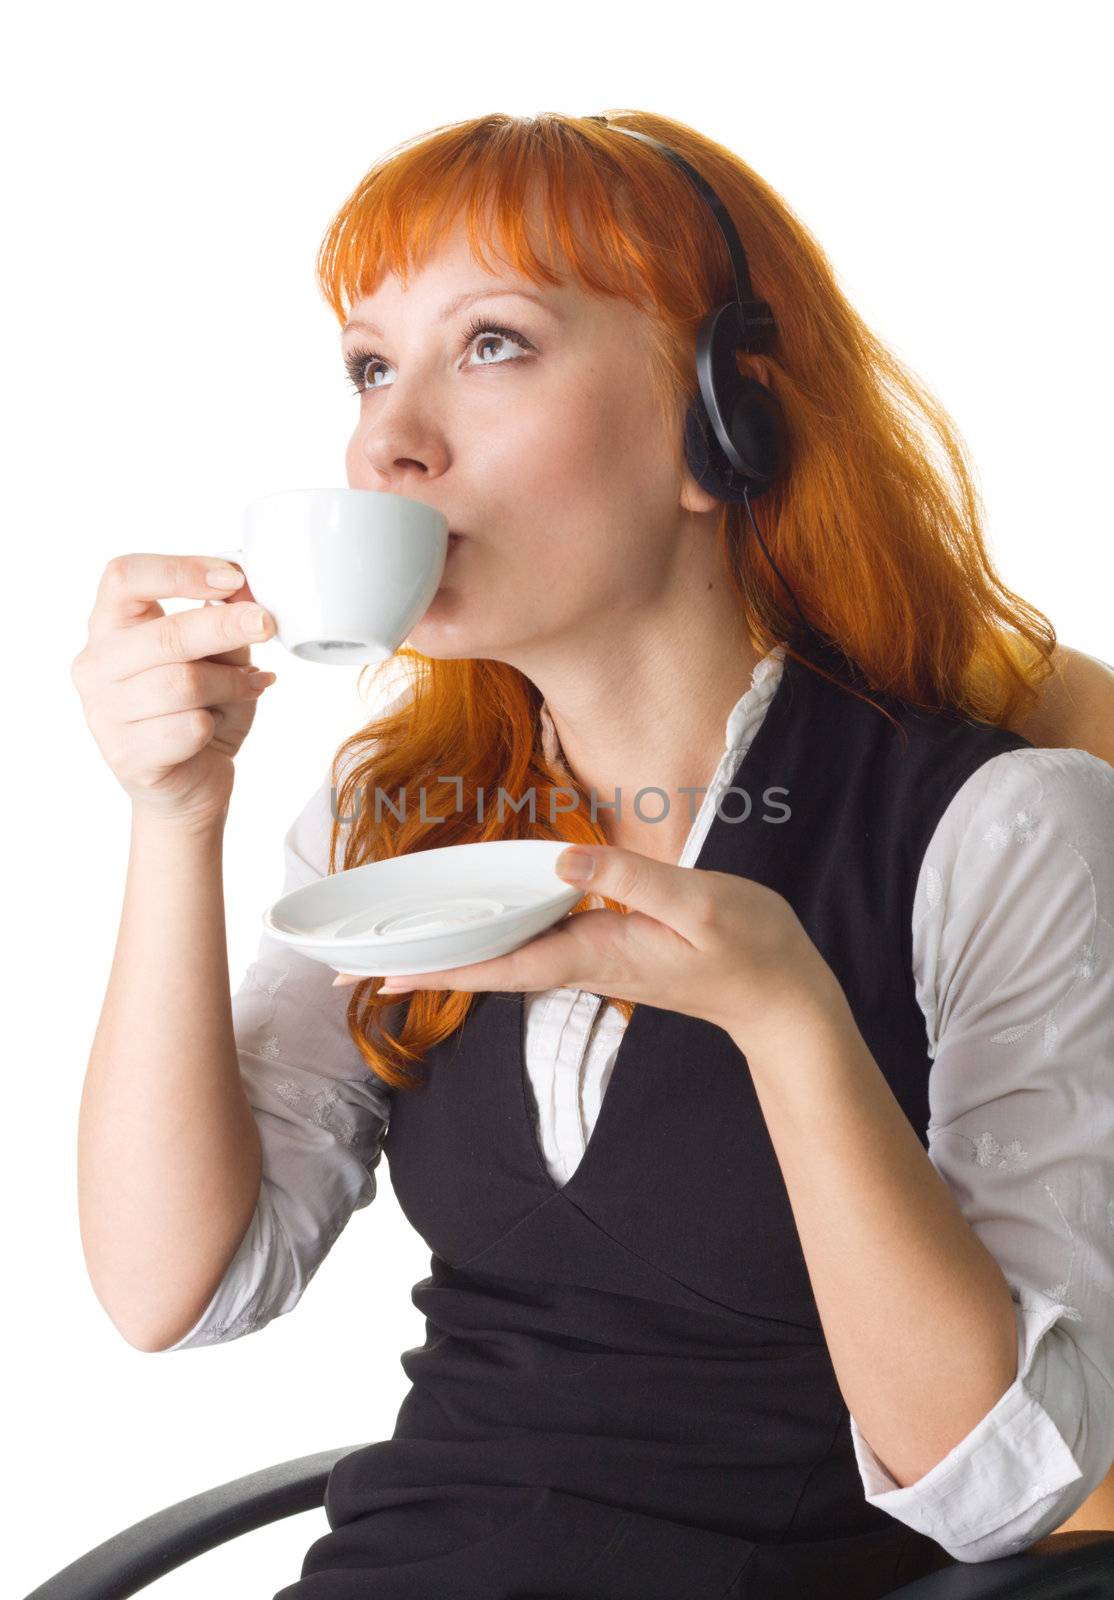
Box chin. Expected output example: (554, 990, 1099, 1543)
(403, 607, 486, 659)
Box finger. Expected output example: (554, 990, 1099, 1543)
(555, 846, 705, 942)
(109, 659, 276, 722)
(98, 594, 275, 683)
(89, 554, 248, 637)
(381, 916, 588, 994)
(380, 964, 484, 992)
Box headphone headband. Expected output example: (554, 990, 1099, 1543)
(585, 116, 775, 354)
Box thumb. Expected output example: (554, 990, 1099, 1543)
(555, 844, 695, 930)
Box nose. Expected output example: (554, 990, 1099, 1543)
(354, 388, 450, 486)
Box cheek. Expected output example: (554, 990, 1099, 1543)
(485, 391, 669, 585)
(483, 387, 629, 509)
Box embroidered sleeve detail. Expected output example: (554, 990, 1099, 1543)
(271, 1076, 363, 1147)
(972, 1132, 1030, 1170)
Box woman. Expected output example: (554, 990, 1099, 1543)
(73, 111, 1114, 1599)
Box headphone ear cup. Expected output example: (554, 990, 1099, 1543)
(683, 378, 788, 503)
(684, 395, 746, 503)
(728, 377, 789, 488)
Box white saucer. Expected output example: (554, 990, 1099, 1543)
(262, 839, 586, 977)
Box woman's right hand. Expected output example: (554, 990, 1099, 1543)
(71, 554, 278, 831)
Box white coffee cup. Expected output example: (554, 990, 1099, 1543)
(216, 487, 449, 665)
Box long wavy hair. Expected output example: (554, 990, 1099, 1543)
(313, 108, 1058, 1092)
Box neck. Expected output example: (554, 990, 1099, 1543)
(536, 561, 765, 855)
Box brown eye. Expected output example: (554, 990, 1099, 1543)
(342, 318, 534, 395)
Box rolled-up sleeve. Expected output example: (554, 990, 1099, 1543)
(848, 746, 1114, 1561)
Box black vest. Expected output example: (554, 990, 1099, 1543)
(300, 639, 1034, 1600)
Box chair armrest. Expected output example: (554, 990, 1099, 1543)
(884, 1531, 1114, 1598)
(21, 1455, 1113, 1600)
(21, 1443, 370, 1600)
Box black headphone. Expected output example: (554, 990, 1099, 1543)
(586, 115, 830, 661)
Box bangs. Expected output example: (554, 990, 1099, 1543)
(315, 114, 690, 322)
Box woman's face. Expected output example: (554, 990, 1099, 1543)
(342, 211, 716, 670)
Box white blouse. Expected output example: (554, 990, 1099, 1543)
(163, 645, 1114, 1566)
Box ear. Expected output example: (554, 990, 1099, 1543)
(680, 473, 722, 517)
(743, 354, 773, 389)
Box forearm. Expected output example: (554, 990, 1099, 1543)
(734, 982, 1019, 1489)
(78, 811, 263, 1351)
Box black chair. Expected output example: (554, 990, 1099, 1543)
(20, 1444, 1114, 1599)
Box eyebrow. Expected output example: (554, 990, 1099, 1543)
(341, 286, 556, 340)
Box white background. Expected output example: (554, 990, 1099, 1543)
(4, 1, 1111, 1595)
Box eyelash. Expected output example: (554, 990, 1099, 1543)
(343, 315, 534, 394)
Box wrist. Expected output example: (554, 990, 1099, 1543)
(130, 803, 228, 850)
(729, 957, 852, 1069)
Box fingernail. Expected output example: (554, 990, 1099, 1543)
(556, 849, 596, 882)
(243, 605, 271, 637)
(207, 567, 243, 589)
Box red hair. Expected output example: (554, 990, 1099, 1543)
(314, 109, 1057, 1091)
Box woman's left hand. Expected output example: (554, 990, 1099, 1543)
(332, 845, 840, 1048)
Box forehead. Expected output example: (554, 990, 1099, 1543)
(346, 215, 568, 319)
(340, 179, 661, 349)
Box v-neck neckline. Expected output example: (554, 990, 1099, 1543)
(513, 644, 807, 1200)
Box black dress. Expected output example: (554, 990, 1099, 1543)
(275, 636, 1030, 1598)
